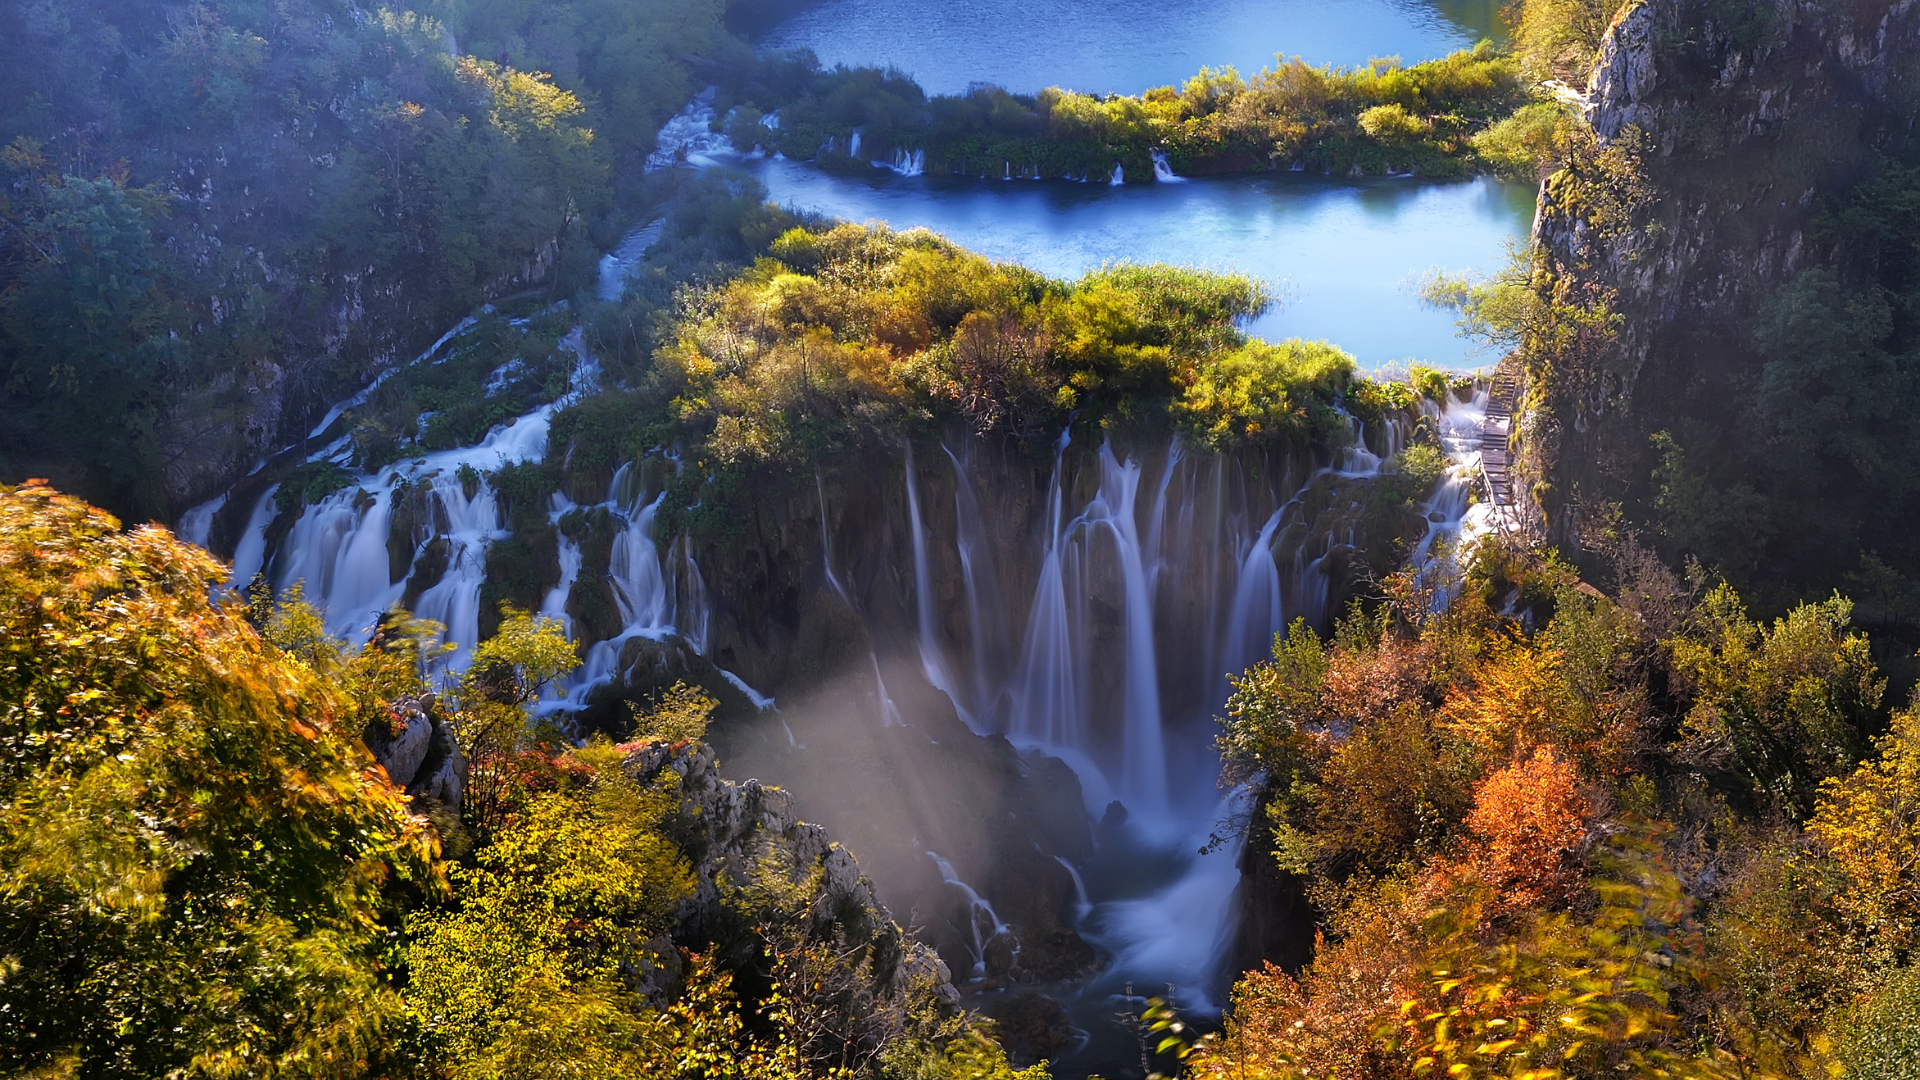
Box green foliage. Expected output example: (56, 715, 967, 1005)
(1511, 0, 1629, 83)
(403, 743, 696, 1079)
(0, 165, 179, 519)
(1473, 100, 1579, 180)
(633, 681, 720, 745)
(879, 1033, 1051, 1080)
(1217, 619, 1330, 788)
(1830, 965, 1920, 1080)
(458, 605, 581, 835)
(0, 0, 696, 520)
(1668, 584, 1884, 817)
(1175, 340, 1355, 448)
(0, 481, 439, 1077)
(642, 221, 1397, 537)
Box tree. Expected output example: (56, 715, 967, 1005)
(1806, 707, 1920, 961)
(1457, 747, 1591, 913)
(1668, 585, 1883, 817)
(455, 604, 581, 836)
(403, 741, 696, 1080)
(0, 481, 438, 1077)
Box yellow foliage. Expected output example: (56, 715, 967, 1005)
(1807, 707, 1920, 956)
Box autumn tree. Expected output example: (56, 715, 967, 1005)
(0, 481, 439, 1077)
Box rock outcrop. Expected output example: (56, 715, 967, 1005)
(1527, 0, 1920, 540)
(625, 739, 960, 1008)
(364, 693, 466, 812)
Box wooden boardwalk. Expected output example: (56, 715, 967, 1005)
(1479, 360, 1523, 519)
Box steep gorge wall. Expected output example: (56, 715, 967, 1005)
(1528, 0, 1920, 542)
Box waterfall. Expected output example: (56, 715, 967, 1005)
(1010, 435, 1087, 753)
(609, 491, 675, 634)
(176, 492, 225, 548)
(1151, 149, 1186, 183)
(646, 87, 735, 170)
(275, 486, 402, 638)
(878, 147, 926, 176)
(1338, 419, 1385, 476)
(818, 470, 851, 605)
(872, 653, 907, 727)
(410, 471, 501, 660)
(1109, 162, 1125, 186)
(1220, 507, 1287, 680)
(849, 130, 862, 159)
(928, 851, 1011, 980)
(1084, 444, 1170, 816)
(227, 485, 278, 588)
(944, 445, 1009, 724)
(597, 218, 665, 302)
(1055, 855, 1093, 923)
(905, 445, 964, 714)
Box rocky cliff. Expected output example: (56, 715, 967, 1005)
(1527, 0, 1920, 550)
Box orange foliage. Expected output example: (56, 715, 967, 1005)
(1455, 747, 1592, 913)
(1191, 886, 1430, 1080)
(1323, 634, 1441, 726)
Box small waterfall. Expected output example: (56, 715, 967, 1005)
(1338, 419, 1385, 476)
(1151, 149, 1186, 183)
(540, 505, 581, 626)
(928, 851, 1011, 980)
(1011, 435, 1087, 753)
(1055, 855, 1093, 922)
(228, 485, 279, 587)
(1109, 162, 1125, 186)
(879, 147, 926, 176)
(674, 535, 712, 653)
(818, 470, 851, 605)
(410, 472, 501, 661)
(848, 131, 862, 159)
(1220, 507, 1287, 681)
(646, 88, 735, 170)
(1084, 444, 1169, 816)
(176, 492, 226, 548)
(275, 486, 401, 638)
(608, 491, 675, 634)
(720, 668, 776, 710)
(597, 218, 665, 302)
(905, 445, 963, 713)
(872, 654, 907, 727)
(945, 445, 1009, 724)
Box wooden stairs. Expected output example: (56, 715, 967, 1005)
(1480, 360, 1523, 514)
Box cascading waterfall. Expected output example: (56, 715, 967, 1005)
(409, 471, 503, 655)
(1055, 855, 1093, 922)
(1109, 162, 1125, 185)
(879, 147, 927, 176)
(1219, 507, 1287, 681)
(1150, 149, 1185, 183)
(928, 851, 1012, 980)
(872, 654, 908, 728)
(222, 274, 1499, 1019)
(248, 409, 553, 659)
(905, 444, 964, 710)
(889, 392, 1494, 1008)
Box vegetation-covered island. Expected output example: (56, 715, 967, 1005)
(7, 0, 1920, 1078)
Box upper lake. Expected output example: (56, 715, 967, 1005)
(676, 0, 1535, 370)
(760, 0, 1505, 96)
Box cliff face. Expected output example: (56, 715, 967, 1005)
(1528, 0, 1920, 545)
